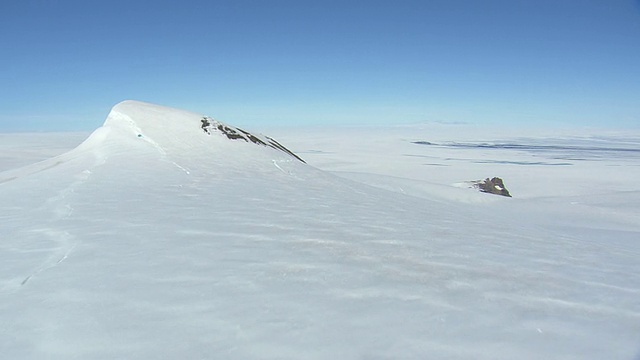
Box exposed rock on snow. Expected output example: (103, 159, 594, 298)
(200, 117, 305, 163)
(472, 177, 512, 197)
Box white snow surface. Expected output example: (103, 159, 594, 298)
(1, 101, 639, 359)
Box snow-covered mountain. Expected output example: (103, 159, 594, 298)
(1, 101, 639, 359)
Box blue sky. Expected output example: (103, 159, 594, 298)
(1, 0, 639, 131)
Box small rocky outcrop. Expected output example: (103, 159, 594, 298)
(200, 117, 305, 163)
(472, 177, 512, 197)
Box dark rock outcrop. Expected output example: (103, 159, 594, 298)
(472, 177, 512, 197)
(200, 117, 305, 163)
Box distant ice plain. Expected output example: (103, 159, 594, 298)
(1, 117, 639, 359)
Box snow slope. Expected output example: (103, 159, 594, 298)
(1, 101, 639, 359)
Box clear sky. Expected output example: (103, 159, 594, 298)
(1, 0, 639, 131)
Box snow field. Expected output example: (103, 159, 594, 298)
(1, 101, 639, 359)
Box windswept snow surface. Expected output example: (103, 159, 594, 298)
(1, 101, 639, 359)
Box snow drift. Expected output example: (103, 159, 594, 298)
(1, 101, 638, 359)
